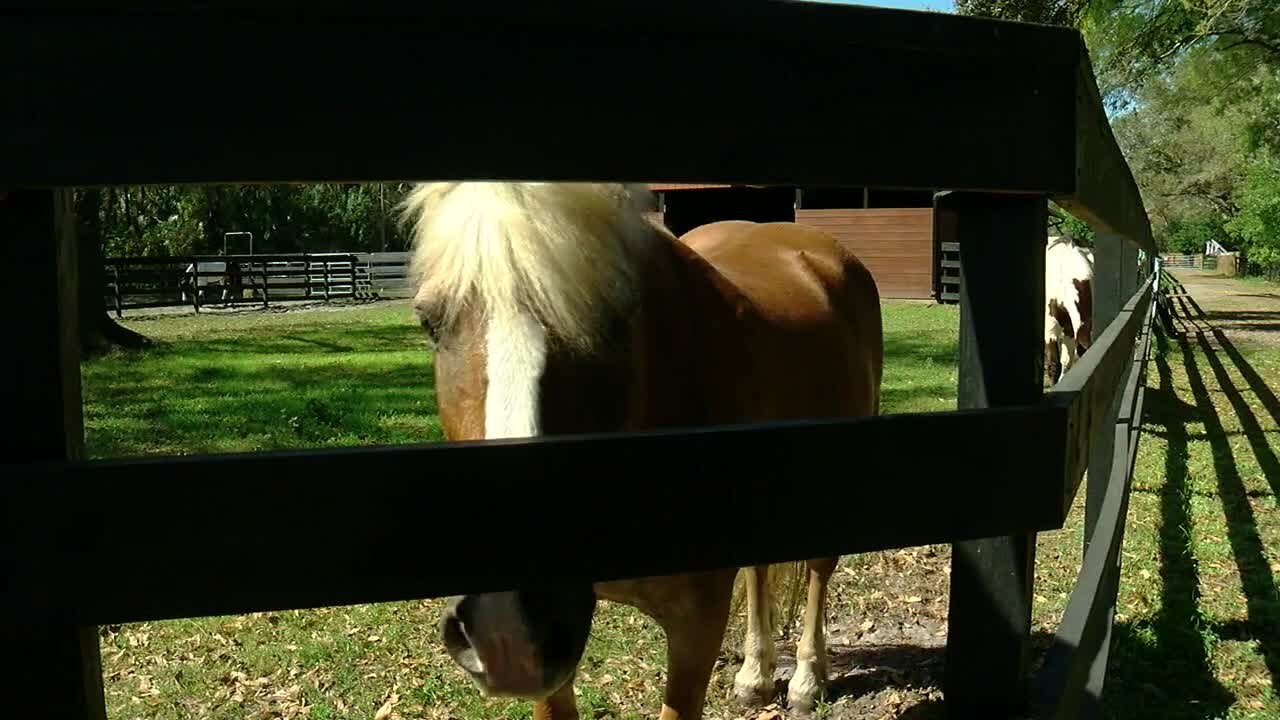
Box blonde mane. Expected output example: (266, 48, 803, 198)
(399, 182, 658, 349)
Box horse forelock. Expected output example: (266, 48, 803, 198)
(400, 181, 656, 351)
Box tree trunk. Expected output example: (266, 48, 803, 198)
(203, 186, 224, 253)
(77, 188, 148, 356)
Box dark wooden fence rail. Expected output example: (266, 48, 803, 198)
(1035, 269, 1159, 718)
(1, 3, 1158, 719)
(103, 252, 369, 314)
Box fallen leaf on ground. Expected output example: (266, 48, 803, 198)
(374, 692, 400, 720)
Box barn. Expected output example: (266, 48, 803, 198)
(648, 184, 948, 301)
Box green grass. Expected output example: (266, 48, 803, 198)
(84, 303, 443, 459)
(1095, 320, 1280, 718)
(84, 300, 957, 460)
(86, 299, 958, 720)
(1233, 274, 1280, 293)
(85, 291, 1280, 719)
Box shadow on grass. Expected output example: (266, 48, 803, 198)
(86, 306, 961, 460)
(881, 384, 957, 412)
(1101, 328, 1235, 719)
(1166, 277, 1280, 691)
(772, 631, 1062, 720)
(82, 321, 439, 459)
(883, 332, 958, 367)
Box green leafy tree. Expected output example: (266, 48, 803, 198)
(75, 188, 150, 355)
(953, 0, 1086, 25)
(1225, 159, 1280, 275)
(1166, 213, 1228, 254)
(1083, 0, 1280, 100)
(98, 183, 413, 259)
(1109, 49, 1252, 243)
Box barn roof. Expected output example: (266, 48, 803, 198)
(647, 183, 761, 191)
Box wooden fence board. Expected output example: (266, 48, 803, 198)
(5, 405, 1065, 625)
(1045, 277, 1154, 517)
(0, 4, 1077, 192)
(1032, 284, 1155, 719)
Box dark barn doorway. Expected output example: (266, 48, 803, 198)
(659, 186, 796, 237)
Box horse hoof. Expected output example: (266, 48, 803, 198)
(733, 657, 777, 708)
(786, 666, 824, 716)
(732, 682, 775, 708)
(732, 672, 776, 708)
(786, 691, 821, 718)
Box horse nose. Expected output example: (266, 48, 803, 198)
(440, 596, 486, 676)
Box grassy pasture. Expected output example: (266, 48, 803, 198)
(83, 282, 1280, 720)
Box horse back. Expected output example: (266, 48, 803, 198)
(676, 220, 884, 418)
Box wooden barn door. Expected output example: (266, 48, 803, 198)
(795, 207, 937, 300)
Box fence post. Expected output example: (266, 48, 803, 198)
(1, 190, 107, 720)
(191, 258, 202, 314)
(111, 264, 122, 318)
(937, 192, 1045, 718)
(323, 260, 331, 302)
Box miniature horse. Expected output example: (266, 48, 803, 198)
(400, 182, 884, 720)
(1045, 234, 1094, 384)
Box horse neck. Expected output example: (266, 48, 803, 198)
(621, 232, 748, 430)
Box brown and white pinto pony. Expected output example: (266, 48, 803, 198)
(1045, 235, 1094, 384)
(400, 182, 884, 720)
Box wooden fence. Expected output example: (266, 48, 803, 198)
(2, 4, 1159, 719)
(1161, 253, 1204, 270)
(103, 251, 413, 315)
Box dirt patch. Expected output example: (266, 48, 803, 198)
(717, 548, 953, 720)
(1165, 271, 1280, 348)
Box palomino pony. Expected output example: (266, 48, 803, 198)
(1045, 234, 1094, 384)
(399, 182, 884, 720)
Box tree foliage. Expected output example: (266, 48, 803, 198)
(958, 0, 1280, 275)
(98, 183, 414, 258)
(1083, 0, 1280, 102)
(952, 0, 1087, 26)
(1225, 159, 1280, 275)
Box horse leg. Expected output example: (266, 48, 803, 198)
(1045, 339, 1061, 384)
(1060, 335, 1077, 376)
(732, 565, 777, 706)
(658, 571, 736, 720)
(534, 675, 579, 720)
(787, 557, 837, 715)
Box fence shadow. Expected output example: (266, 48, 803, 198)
(85, 307, 959, 460)
(1165, 275, 1280, 502)
(1101, 328, 1235, 719)
(1132, 276, 1280, 706)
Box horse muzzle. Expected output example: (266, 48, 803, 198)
(439, 588, 596, 699)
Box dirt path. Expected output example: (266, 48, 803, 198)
(1164, 270, 1280, 347)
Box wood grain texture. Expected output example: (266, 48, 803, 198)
(1, 191, 105, 720)
(5, 406, 1066, 625)
(939, 192, 1046, 718)
(1046, 277, 1154, 517)
(0, 5, 1076, 190)
(1054, 49, 1155, 252)
(797, 208, 935, 299)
